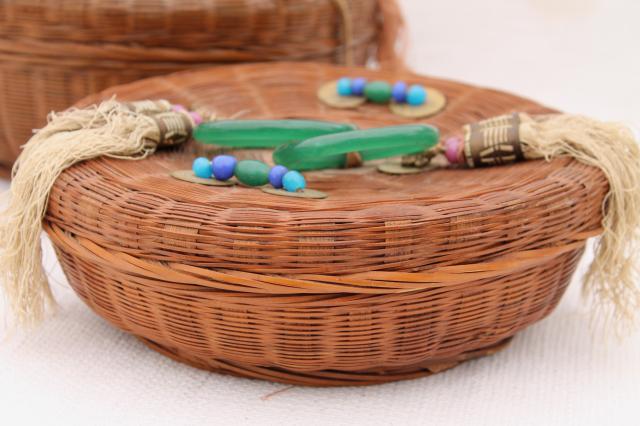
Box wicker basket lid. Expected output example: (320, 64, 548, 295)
(47, 62, 607, 275)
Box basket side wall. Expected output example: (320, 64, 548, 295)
(51, 227, 582, 382)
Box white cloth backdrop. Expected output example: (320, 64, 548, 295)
(1, 0, 639, 424)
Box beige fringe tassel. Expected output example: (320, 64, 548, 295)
(0, 99, 192, 327)
(519, 114, 640, 334)
(462, 113, 640, 334)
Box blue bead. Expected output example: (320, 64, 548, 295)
(268, 165, 289, 189)
(337, 77, 352, 96)
(282, 171, 306, 192)
(392, 81, 408, 103)
(192, 157, 212, 178)
(407, 85, 428, 106)
(211, 155, 237, 181)
(350, 77, 367, 96)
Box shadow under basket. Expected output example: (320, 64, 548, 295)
(44, 63, 607, 386)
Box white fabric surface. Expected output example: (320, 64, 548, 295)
(1, 0, 639, 424)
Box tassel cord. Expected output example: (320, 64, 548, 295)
(0, 99, 183, 327)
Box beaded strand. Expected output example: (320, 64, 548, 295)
(192, 155, 307, 193)
(336, 77, 429, 107)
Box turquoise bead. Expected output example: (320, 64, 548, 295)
(192, 157, 212, 178)
(282, 171, 306, 192)
(407, 85, 427, 106)
(337, 78, 352, 96)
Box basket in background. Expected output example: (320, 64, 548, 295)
(0, 0, 404, 175)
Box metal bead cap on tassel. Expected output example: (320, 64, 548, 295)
(462, 113, 527, 168)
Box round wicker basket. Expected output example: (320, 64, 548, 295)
(0, 0, 403, 176)
(45, 62, 607, 386)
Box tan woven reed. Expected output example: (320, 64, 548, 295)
(44, 63, 607, 386)
(0, 0, 403, 175)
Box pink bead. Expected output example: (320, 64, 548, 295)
(171, 104, 187, 113)
(189, 111, 203, 126)
(445, 136, 462, 164)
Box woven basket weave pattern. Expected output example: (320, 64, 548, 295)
(0, 0, 397, 173)
(45, 63, 607, 386)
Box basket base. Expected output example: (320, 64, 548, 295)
(139, 337, 512, 387)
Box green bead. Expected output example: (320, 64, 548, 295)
(273, 124, 439, 171)
(235, 160, 270, 186)
(193, 120, 357, 148)
(364, 81, 393, 104)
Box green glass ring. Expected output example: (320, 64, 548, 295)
(272, 124, 440, 171)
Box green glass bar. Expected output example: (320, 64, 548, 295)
(273, 124, 440, 171)
(193, 119, 357, 148)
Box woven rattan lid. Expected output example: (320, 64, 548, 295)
(47, 63, 607, 275)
